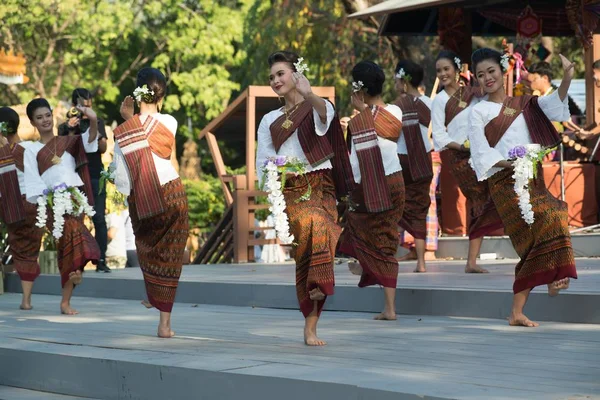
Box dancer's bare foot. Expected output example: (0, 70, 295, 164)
(60, 304, 79, 315)
(373, 311, 397, 320)
(69, 270, 83, 285)
(413, 263, 427, 273)
(548, 278, 570, 297)
(508, 313, 539, 327)
(141, 300, 153, 309)
(304, 328, 327, 346)
(157, 324, 173, 338)
(396, 249, 417, 262)
(348, 260, 363, 276)
(465, 264, 489, 273)
(309, 288, 326, 301)
(19, 304, 33, 311)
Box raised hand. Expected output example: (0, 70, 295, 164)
(76, 105, 97, 120)
(120, 96, 135, 121)
(351, 92, 367, 112)
(292, 72, 313, 98)
(559, 54, 575, 80)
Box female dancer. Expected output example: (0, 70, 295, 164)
(256, 50, 352, 346)
(23, 98, 100, 315)
(431, 50, 503, 273)
(468, 49, 577, 327)
(393, 59, 434, 273)
(0, 107, 45, 310)
(115, 67, 189, 338)
(338, 61, 405, 321)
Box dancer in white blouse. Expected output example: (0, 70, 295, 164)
(393, 59, 434, 273)
(115, 67, 189, 338)
(256, 51, 352, 346)
(0, 107, 44, 310)
(468, 48, 577, 327)
(24, 98, 100, 315)
(431, 50, 503, 274)
(338, 61, 405, 321)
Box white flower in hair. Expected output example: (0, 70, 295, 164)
(133, 84, 154, 103)
(352, 80, 364, 93)
(454, 57, 462, 70)
(395, 68, 406, 79)
(0, 121, 8, 135)
(500, 54, 510, 72)
(293, 57, 309, 75)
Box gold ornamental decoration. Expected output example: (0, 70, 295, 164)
(0, 49, 29, 85)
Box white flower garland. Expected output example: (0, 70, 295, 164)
(352, 80, 364, 92)
(293, 57, 309, 75)
(510, 144, 546, 225)
(35, 184, 96, 239)
(263, 161, 294, 244)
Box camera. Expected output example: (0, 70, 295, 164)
(67, 107, 83, 119)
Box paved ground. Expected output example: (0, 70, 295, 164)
(84, 258, 600, 293)
(0, 294, 599, 400)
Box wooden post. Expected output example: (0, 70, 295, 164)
(206, 132, 233, 206)
(232, 175, 248, 263)
(584, 35, 600, 126)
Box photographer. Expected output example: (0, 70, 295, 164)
(58, 88, 111, 273)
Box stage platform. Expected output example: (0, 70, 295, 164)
(4, 259, 600, 324)
(0, 294, 599, 400)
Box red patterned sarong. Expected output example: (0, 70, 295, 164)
(48, 214, 100, 287)
(398, 153, 432, 240)
(339, 172, 405, 288)
(488, 168, 577, 293)
(284, 170, 339, 318)
(447, 149, 504, 239)
(6, 195, 44, 282)
(129, 178, 189, 313)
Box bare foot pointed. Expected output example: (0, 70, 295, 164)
(374, 311, 397, 321)
(508, 313, 539, 327)
(396, 250, 417, 262)
(348, 261, 363, 276)
(19, 304, 33, 311)
(548, 278, 570, 297)
(69, 270, 83, 285)
(141, 300, 153, 309)
(413, 266, 426, 273)
(309, 288, 326, 301)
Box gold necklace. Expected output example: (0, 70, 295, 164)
(282, 102, 301, 130)
(50, 136, 61, 165)
(457, 85, 467, 108)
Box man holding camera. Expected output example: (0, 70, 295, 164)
(58, 88, 111, 273)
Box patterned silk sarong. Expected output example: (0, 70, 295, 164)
(129, 178, 189, 313)
(447, 149, 504, 239)
(47, 214, 100, 287)
(398, 153, 432, 240)
(283, 170, 339, 318)
(488, 168, 577, 293)
(339, 172, 405, 288)
(6, 195, 44, 282)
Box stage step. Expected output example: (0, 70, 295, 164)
(403, 233, 600, 260)
(1, 295, 598, 400)
(4, 260, 600, 324)
(0, 386, 99, 400)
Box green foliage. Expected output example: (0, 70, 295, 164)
(183, 177, 225, 231)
